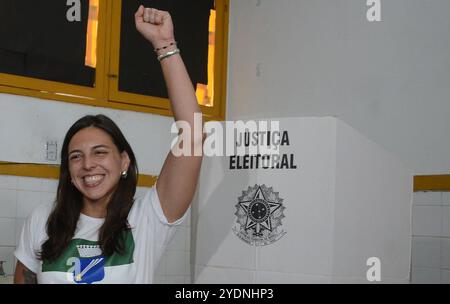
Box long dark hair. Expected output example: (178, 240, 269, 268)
(40, 114, 138, 261)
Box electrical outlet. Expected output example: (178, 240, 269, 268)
(46, 141, 58, 161)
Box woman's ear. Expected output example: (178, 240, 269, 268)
(121, 151, 131, 172)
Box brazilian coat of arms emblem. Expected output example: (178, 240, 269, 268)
(233, 184, 286, 246)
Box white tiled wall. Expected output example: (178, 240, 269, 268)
(411, 191, 450, 284)
(0, 175, 191, 284)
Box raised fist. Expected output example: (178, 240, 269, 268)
(134, 5, 175, 49)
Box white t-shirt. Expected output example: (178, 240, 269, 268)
(14, 186, 185, 284)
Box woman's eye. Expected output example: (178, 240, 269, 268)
(95, 150, 107, 155)
(70, 154, 81, 160)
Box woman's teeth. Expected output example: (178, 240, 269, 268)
(83, 175, 104, 186)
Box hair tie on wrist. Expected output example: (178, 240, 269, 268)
(154, 41, 177, 52)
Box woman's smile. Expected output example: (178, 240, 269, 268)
(82, 174, 106, 188)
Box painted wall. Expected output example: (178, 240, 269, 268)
(0, 94, 174, 175)
(226, 0, 450, 175)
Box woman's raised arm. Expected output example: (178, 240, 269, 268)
(135, 6, 204, 223)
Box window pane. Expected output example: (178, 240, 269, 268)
(195, 9, 216, 107)
(85, 0, 99, 69)
(0, 0, 97, 87)
(118, 0, 214, 100)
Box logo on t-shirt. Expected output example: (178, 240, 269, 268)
(42, 230, 134, 284)
(71, 245, 105, 284)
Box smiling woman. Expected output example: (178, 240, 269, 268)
(38, 115, 139, 273)
(67, 123, 132, 219)
(13, 6, 204, 284)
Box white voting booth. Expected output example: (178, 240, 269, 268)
(192, 117, 413, 283)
